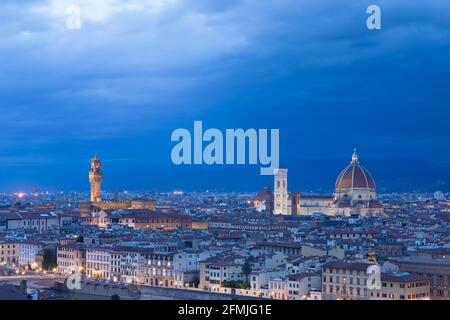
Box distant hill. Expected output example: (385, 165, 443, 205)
(0, 158, 449, 193)
(283, 158, 450, 193)
(137, 157, 450, 193)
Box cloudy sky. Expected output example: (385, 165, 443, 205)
(0, 0, 449, 191)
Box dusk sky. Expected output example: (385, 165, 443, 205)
(1, 0, 449, 192)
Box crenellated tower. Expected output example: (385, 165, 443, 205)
(89, 155, 102, 202)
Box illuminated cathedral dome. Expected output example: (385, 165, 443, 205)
(335, 149, 376, 192)
(335, 149, 377, 203)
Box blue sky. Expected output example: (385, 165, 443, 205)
(0, 0, 449, 191)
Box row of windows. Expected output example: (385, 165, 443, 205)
(145, 278, 173, 287)
(145, 254, 174, 261)
(288, 281, 312, 288)
(122, 219, 184, 224)
(86, 262, 109, 269)
(398, 282, 428, 288)
(86, 254, 110, 262)
(270, 283, 286, 290)
(21, 220, 46, 226)
(86, 270, 110, 278)
(149, 268, 172, 277)
(58, 253, 83, 259)
(369, 292, 429, 299)
(324, 275, 366, 286)
(324, 269, 366, 275)
(323, 284, 365, 296)
(0, 251, 16, 255)
(0, 245, 17, 249)
(57, 261, 81, 268)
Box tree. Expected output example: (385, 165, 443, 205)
(242, 260, 252, 280)
(190, 275, 200, 288)
(222, 280, 250, 289)
(42, 247, 57, 271)
(111, 294, 121, 300)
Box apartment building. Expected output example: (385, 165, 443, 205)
(142, 252, 175, 287)
(286, 273, 321, 300)
(249, 268, 287, 292)
(116, 247, 150, 284)
(0, 242, 20, 266)
(18, 241, 43, 267)
(322, 260, 431, 300)
(268, 278, 287, 299)
(391, 251, 450, 300)
(56, 244, 86, 275)
(322, 261, 374, 300)
(199, 254, 247, 291)
(286, 256, 321, 274)
(86, 247, 113, 280)
(265, 273, 321, 300)
(369, 274, 430, 300)
(1, 212, 59, 232)
(173, 250, 213, 288)
(116, 211, 192, 231)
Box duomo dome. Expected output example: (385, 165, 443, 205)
(335, 149, 376, 195)
(334, 150, 382, 215)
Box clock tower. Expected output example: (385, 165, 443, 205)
(89, 155, 102, 202)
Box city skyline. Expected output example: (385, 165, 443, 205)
(1, 1, 449, 304)
(1, 151, 449, 193)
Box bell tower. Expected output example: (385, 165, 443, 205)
(273, 168, 288, 215)
(89, 155, 102, 202)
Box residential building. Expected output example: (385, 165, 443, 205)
(0, 242, 20, 266)
(19, 241, 44, 268)
(57, 244, 86, 275)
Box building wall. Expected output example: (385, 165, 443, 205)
(118, 216, 192, 231)
(86, 248, 113, 280)
(368, 279, 430, 300)
(200, 262, 246, 290)
(5, 217, 59, 232)
(287, 275, 321, 300)
(321, 267, 369, 300)
(0, 242, 19, 266)
(57, 246, 86, 275)
(299, 197, 336, 216)
(118, 251, 143, 284)
(143, 253, 175, 287)
(19, 243, 43, 267)
(391, 258, 450, 300)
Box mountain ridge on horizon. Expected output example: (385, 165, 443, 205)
(0, 157, 448, 194)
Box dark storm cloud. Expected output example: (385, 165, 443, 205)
(0, 0, 449, 190)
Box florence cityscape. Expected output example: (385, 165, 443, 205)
(1, 150, 449, 301)
(1, 0, 450, 305)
